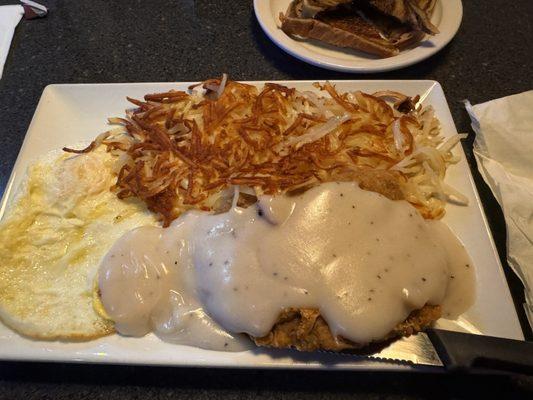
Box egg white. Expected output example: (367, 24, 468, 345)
(0, 147, 157, 340)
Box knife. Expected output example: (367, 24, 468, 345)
(425, 328, 533, 375)
(363, 329, 533, 375)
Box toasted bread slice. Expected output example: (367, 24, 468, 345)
(280, 0, 400, 57)
(368, 0, 439, 34)
(280, 0, 431, 57)
(300, 0, 353, 18)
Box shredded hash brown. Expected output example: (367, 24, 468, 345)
(65, 76, 466, 226)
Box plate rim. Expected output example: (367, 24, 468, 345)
(253, 0, 463, 73)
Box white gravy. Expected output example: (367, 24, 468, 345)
(98, 218, 252, 352)
(99, 182, 475, 349)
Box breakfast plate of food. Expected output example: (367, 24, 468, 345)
(254, 0, 463, 72)
(0, 78, 523, 369)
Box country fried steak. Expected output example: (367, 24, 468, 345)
(253, 305, 441, 351)
(252, 169, 441, 351)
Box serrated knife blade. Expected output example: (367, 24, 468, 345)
(322, 332, 443, 368)
(331, 329, 533, 374)
(368, 332, 443, 367)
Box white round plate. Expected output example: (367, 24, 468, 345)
(254, 0, 463, 73)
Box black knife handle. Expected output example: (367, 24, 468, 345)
(426, 328, 533, 375)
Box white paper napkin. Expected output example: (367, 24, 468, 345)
(0, 5, 23, 80)
(466, 90, 533, 329)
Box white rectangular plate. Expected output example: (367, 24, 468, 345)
(0, 81, 524, 370)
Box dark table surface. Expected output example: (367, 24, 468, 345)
(1, 0, 532, 398)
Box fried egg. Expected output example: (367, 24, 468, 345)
(0, 147, 157, 340)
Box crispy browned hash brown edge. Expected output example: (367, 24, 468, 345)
(64, 78, 445, 226)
